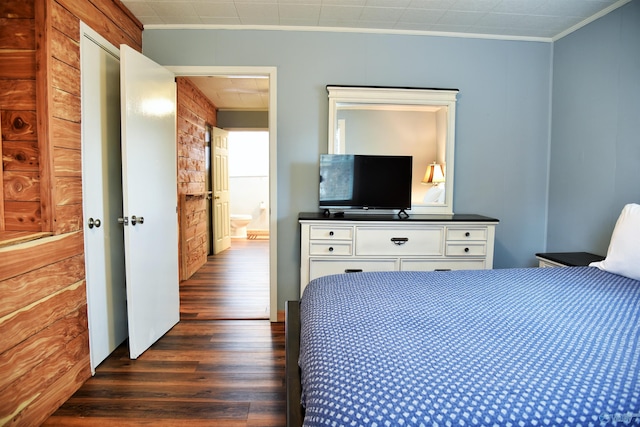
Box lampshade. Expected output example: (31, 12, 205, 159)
(422, 162, 445, 185)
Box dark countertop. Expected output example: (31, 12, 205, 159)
(299, 212, 499, 222)
(535, 252, 605, 267)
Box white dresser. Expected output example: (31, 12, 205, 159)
(299, 213, 499, 294)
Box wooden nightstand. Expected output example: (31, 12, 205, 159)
(535, 252, 605, 268)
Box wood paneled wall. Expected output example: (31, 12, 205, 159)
(1, 1, 38, 231)
(176, 77, 217, 280)
(0, 0, 142, 425)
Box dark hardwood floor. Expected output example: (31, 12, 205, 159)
(181, 239, 270, 320)
(44, 239, 284, 426)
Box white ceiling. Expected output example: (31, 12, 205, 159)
(122, 0, 628, 40)
(124, 0, 628, 111)
(186, 75, 270, 110)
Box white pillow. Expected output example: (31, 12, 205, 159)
(589, 203, 640, 281)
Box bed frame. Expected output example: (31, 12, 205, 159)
(285, 300, 304, 427)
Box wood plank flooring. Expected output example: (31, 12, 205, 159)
(181, 239, 270, 320)
(44, 239, 284, 426)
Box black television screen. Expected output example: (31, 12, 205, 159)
(319, 154, 412, 212)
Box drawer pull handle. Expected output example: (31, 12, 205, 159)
(391, 237, 409, 245)
(345, 269, 363, 273)
(328, 247, 334, 252)
(464, 247, 470, 253)
(329, 231, 334, 236)
(465, 232, 471, 237)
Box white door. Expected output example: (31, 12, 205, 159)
(120, 45, 180, 359)
(213, 127, 231, 254)
(80, 25, 128, 371)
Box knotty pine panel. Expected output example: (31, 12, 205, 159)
(0, 52, 35, 79)
(0, 18, 35, 49)
(2, 200, 40, 230)
(1, 0, 34, 19)
(51, 116, 80, 149)
(52, 88, 81, 122)
(54, 202, 83, 234)
(51, 27, 79, 68)
(0, 308, 87, 395)
(3, 330, 91, 427)
(1, 110, 37, 140)
(52, 57, 80, 96)
(2, 170, 39, 201)
(51, 1, 80, 42)
(54, 176, 82, 205)
(53, 146, 81, 176)
(55, 0, 142, 50)
(0, 253, 84, 318)
(1, 141, 38, 171)
(0, 279, 85, 356)
(0, 230, 84, 281)
(0, 80, 36, 110)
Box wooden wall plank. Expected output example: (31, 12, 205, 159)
(53, 146, 81, 176)
(51, 116, 80, 149)
(0, 231, 83, 281)
(0, 307, 87, 392)
(56, 0, 141, 50)
(2, 201, 40, 230)
(52, 89, 81, 122)
(51, 58, 80, 96)
(54, 201, 83, 233)
(54, 176, 82, 205)
(0, 280, 86, 356)
(0, 80, 36, 110)
(51, 27, 79, 67)
(0, 253, 84, 318)
(1, 141, 39, 171)
(0, 52, 35, 79)
(0, 18, 35, 49)
(0, 0, 35, 19)
(35, 0, 55, 232)
(1, 329, 91, 427)
(1, 110, 37, 141)
(2, 171, 39, 201)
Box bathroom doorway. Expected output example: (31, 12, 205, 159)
(229, 131, 270, 240)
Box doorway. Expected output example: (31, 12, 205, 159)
(169, 66, 278, 322)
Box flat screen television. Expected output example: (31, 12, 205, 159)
(319, 154, 413, 216)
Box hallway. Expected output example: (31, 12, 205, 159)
(180, 239, 270, 320)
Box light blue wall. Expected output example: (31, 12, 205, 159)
(142, 29, 552, 308)
(549, 0, 640, 255)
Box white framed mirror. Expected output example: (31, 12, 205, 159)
(327, 86, 458, 215)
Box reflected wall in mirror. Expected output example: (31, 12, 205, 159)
(327, 86, 458, 214)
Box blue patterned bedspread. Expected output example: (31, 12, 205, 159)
(299, 268, 640, 426)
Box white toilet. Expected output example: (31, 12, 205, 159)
(230, 214, 252, 238)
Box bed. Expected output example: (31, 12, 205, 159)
(285, 204, 640, 427)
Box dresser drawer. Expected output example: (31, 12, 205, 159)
(445, 242, 486, 257)
(446, 227, 488, 241)
(309, 226, 353, 240)
(309, 259, 397, 281)
(355, 226, 443, 256)
(401, 259, 486, 271)
(309, 242, 352, 256)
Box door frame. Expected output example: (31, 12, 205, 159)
(167, 66, 278, 322)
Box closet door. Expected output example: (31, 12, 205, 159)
(120, 45, 179, 359)
(81, 24, 128, 372)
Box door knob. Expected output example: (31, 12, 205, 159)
(131, 215, 144, 226)
(88, 218, 102, 229)
(118, 216, 129, 226)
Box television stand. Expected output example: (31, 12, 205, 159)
(397, 209, 409, 219)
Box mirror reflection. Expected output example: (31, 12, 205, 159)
(327, 86, 458, 214)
